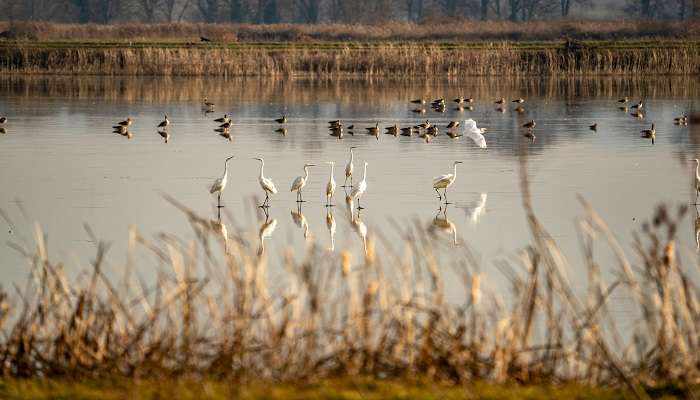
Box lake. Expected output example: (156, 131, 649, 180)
(0, 75, 698, 306)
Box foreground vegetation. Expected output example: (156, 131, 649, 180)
(0, 159, 698, 398)
(1, 377, 691, 399)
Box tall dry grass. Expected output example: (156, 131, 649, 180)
(0, 42, 698, 76)
(1, 20, 700, 42)
(0, 157, 698, 396)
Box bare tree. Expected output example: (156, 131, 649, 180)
(221, 0, 245, 21)
(296, 0, 320, 23)
(196, 0, 219, 21)
(406, 0, 424, 22)
(138, 0, 161, 21)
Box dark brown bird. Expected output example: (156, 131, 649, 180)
(275, 115, 287, 124)
(523, 120, 536, 129)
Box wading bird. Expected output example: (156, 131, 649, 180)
(693, 159, 700, 205)
(463, 119, 487, 149)
(291, 163, 315, 202)
(326, 161, 336, 207)
(640, 123, 656, 144)
(214, 114, 230, 123)
(523, 120, 536, 129)
(343, 147, 356, 187)
(204, 97, 215, 109)
(631, 100, 643, 110)
(589, 123, 598, 131)
(157, 114, 169, 130)
(115, 117, 132, 127)
(351, 162, 368, 209)
(210, 155, 234, 207)
(254, 157, 278, 207)
(433, 161, 462, 204)
(275, 115, 287, 124)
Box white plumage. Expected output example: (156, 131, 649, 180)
(210, 156, 234, 206)
(326, 161, 336, 206)
(432, 161, 462, 203)
(350, 162, 368, 209)
(255, 157, 277, 207)
(463, 119, 487, 149)
(291, 163, 315, 202)
(460, 193, 488, 224)
(344, 147, 356, 187)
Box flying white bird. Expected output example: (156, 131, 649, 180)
(433, 161, 463, 204)
(254, 157, 278, 207)
(291, 163, 315, 202)
(210, 156, 234, 207)
(326, 161, 336, 206)
(463, 119, 487, 149)
(350, 162, 368, 209)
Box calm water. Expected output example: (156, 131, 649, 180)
(0, 75, 699, 303)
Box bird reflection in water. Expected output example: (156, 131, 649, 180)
(210, 207, 228, 253)
(428, 206, 457, 245)
(291, 204, 310, 239)
(458, 193, 488, 225)
(695, 205, 700, 251)
(352, 208, 368, 258)
(326, 207, 336, 251)
(258, 208, 277, 256)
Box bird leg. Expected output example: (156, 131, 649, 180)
(435, 188, 442, 201)
(217, 193, 223, 208)
(357, 198, 364, 210)
(695, 191, 699, 205)
(341, 176, 349, 188)
(444, 188, 450, 204)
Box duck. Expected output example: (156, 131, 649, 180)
(589, 123, 598, 131)
(523, 120, 536, 129)
(640, 123, 656, 144)
(275, 115, 287, 124)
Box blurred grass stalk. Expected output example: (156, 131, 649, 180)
(0, 155, 697, 399)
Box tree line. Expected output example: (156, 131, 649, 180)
(0, 0, 696, 24)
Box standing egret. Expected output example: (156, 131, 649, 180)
(463, 119, 487, 149)
(350, 162, 368, 209)
(254, 157, 278, 207)
(291, 163, 315, 202)
(157, 114, 169, 130)
(692, 159, 700, 204)
(433, 161, 463, 204)
(343, 147, 356, 187)
(326, 161, 336, 207)
(210, 156, 234, 207)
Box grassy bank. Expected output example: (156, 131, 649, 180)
(1, 40, 699, 76)
(0, 377, 685, 399)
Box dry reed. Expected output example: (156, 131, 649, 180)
(0, 158, 697, 397)
(0, 41, 699, 76)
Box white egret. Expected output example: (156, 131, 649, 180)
(254, 157, 278, 207)
(459, 193, 488, 225)
(350, 162, 368, 209)
(157, 114, 169, 130)
(343, 147, 356, 187)
(326, 161, 336, 206)
(692, 159, 700, 204)
(432, 161, 462, 204)
(210, 155, 234, 207)
(290, 163, 315, 202)
(463, 119, 487, 149)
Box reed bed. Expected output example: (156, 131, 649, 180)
(0, 41, 699, 76)
(2, 20, 700, 43)
(0, 158, 698, 397)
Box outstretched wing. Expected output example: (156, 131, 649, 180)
(463, 119, 478, 132)
(466, 130, 487, 149)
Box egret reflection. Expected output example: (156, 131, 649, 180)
(695, 206, 700, 251)
(428, 206, 457, 245)
(258, 211, 277, 256)
(210, 209, 228, 253)
(291, 205, 310, 239)
(459, 193, 488, 225)
(326, 207, 336, 251)
(352, 209, 368, 256)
